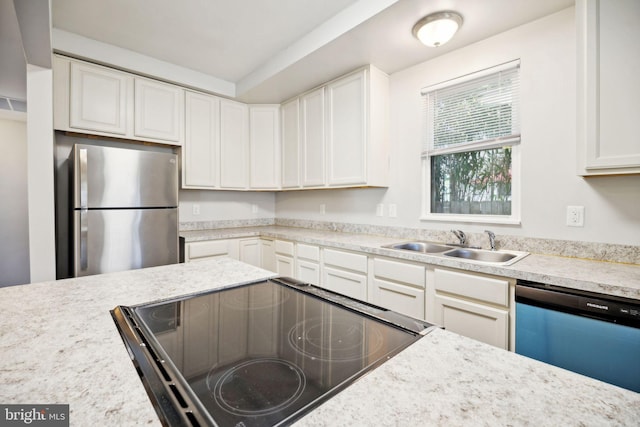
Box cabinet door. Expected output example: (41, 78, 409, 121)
(220, 99, 249, 188)
(322, 267, 367, 301)
(260, 239, 276, 272)
(184, 91, 220, 188)
(434, 294, 509, 350)
(296, 259, 320, 286)
(239, 238, 261, 267)
(372, 278, 424, 320)
(134, 78, 183, 143)
(249, 105, 280, 189)
(326, 70, 367, 186)
(281, 98, 300, 188)
(578, 0, 640, 175)
(300, 88, 325, 187)
(275, 254, 295, 277)
(69, 61, 129, 135)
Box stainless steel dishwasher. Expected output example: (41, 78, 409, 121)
(515, 279, 640, 392)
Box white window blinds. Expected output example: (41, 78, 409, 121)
(422, 60, 520, 156)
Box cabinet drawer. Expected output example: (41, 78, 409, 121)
(323, 249, 367, 273)
(296, 243, 320, 261)
(275, 240, 295, 256)
(371, 278, 425, 320)
(297, 259, 320, 285)
(434, 294, 508, 349)
(322, 266, 367, 301)
(187, 240, 229, 260)
(434, 268, 509, 307)
(373, 258, 425, 288)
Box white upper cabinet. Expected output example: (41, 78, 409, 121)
(577, 0, 640, 175)
(68, 60, 130, 135)
(326, 70, 367, 186)
(280, 65, 390, 190)
(249, 105, 280, 189)
(54, 55, 183, 146)
(281, 98, 300, 188)
(220, 98, 249, 189)
(184, 91, 220, 188)
(300, 88, 326, 187)
(134, 78, 183, 142)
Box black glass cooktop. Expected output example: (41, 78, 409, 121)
(112, 278, 435, 426)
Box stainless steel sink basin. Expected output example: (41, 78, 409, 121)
(443, 248, 529, 265)
(382, 241, 453, 253)
(382, 241, 529, 265)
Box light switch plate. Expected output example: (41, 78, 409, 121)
(388, 204, 397, 218)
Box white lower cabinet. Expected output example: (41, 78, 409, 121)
(275, 240, 295, 277)
(260, 239, 276, 272)
(428, 267, 512, 350)
(371, 258, 425, 320)
(239, 238, 261, 267)
(295, 243, 320, 285)
(321, 249, 367, 300)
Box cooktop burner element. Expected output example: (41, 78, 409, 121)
(111, 277, 436, 426)
(288, 317, 384, 361)
(209, 358, 306, 417)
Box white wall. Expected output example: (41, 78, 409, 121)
(179, 190, 275, 223)
(27, 65, 57, 282)
(276, 7, 640, 246)
(0, 116, 30, 286)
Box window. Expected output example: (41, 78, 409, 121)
(421, 60, 521, 223)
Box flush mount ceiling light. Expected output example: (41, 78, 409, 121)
(412, 11, 463, 47)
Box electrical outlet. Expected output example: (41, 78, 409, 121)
(320, 204, 326, 215)
(376, 204, 384, 217)
(388, 204, 397, 218)
(566, 206, 585, 227)
(251, 204, 258, 214)
(192, 204, 200, 215)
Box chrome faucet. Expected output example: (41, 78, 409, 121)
(451, 229, 466, 247)
(485, 230, 496, 251)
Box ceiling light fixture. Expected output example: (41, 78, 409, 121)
(412, 11, 463, 47)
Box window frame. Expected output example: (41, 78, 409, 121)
(420, 60, 522, 225)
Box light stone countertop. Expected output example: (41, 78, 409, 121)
(1, 258, 638, 426)
(180, 226, 640, 300)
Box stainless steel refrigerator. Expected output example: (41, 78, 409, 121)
(71, 144, 178, 277)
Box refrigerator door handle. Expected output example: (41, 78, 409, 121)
(79, 147, 88, 208)
(79, 209, 88, 271)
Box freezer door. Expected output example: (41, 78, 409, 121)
(73, 208, 178, 277)
(73, 144, 178, 208)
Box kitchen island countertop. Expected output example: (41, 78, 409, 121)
(181, 225, 640, 300)
(1, 258, 638, 426)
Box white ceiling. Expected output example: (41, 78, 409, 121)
(44, 0, 575, 103)
(52, 0, 361, 84)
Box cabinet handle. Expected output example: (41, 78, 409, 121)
(79, 209, 88, 271)
(79, 148, 88, 208)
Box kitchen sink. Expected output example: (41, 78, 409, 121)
(443, 248, 528, 265)
(382, 241, 453, 253)
(382, 242, 529, 265)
